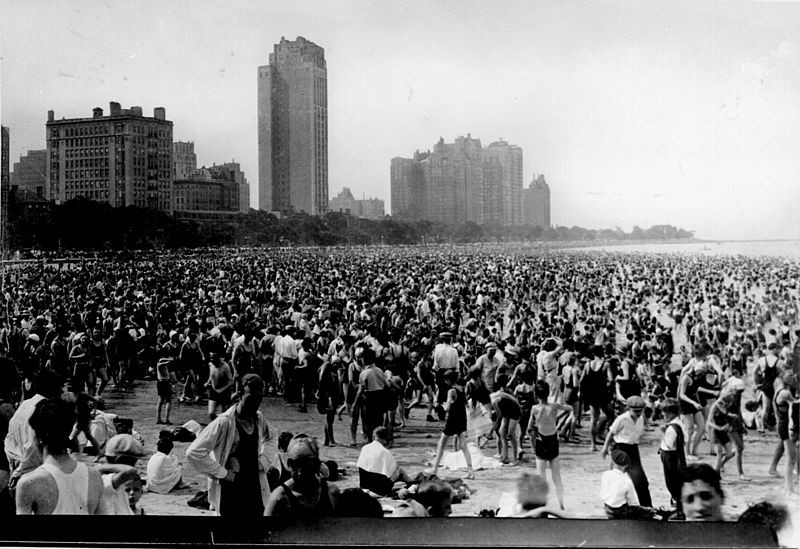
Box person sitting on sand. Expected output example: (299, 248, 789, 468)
(146, 431, 187, 494)
(413, 478, 453, 517)
(264, 435, 339, 517)
(498, 472, 575, 518)
(97, 433, 148, 515)
(358, 427, 422, 496)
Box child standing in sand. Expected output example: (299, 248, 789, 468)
(529, 380, 573, 510)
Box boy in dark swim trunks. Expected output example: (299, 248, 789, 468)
(155, 350, 177, 425)
(529, 380, 574, 510)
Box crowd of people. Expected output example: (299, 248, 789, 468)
(0, 245, 797, 531)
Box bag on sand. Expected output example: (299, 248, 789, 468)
(187, 491, 209, 510)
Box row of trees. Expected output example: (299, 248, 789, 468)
(8, 197, 694, 250)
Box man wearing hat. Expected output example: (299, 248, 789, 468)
(600, 395, 652, 507)
(187, 374, 271, 517)
(475, 342, 502, 393)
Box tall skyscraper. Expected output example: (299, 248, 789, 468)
(484, 139, 523, 226)
(522, 174, 551, 228)
(1, 126, 9, 249)
(46, 103, 173, 211)
(258, 36, 328, 215)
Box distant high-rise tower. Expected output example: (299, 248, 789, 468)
(523, 174, 551, 229)
(1, 126, 9, 249)
(258, 36, 328, 215)
(484, 139, 523, 226)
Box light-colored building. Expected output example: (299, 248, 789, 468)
(484, 139, 523, 226)
(522, 174, 551, 229)
(46, 103, 173, 211)
(358, 197, 385, 220)
(206, 162, 250, 212)
(173, 141, 197, 180)
(329, 187, 384, 219)
(11, 149, 47, 197)
(173, 176, 239, 213)
(390, 152, 427, 221)
(391, 135, 521, 226)
(258, 36, 328, 215)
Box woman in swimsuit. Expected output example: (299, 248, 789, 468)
(581, 346, 615, 451)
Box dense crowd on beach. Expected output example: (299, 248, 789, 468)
(0, 246, 797, 533)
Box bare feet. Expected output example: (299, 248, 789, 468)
(464, 470, 475, 480)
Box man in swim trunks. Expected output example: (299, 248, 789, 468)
(205, 351, 235, 422)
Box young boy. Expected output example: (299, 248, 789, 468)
(155, 350, 177, 425)
(658, 398, 686, 519)
(529, 380, 574, 509)
(97, 433, 147, 515)
(600, 450, 642, 519)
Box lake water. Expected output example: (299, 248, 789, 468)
(569, 239, 800, 258)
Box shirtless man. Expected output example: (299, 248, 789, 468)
(16, 399, 105, 514)
(205, 352, 235, 421)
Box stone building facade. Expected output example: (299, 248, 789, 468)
(391, 135, 523, 226)
(46, 103, 173, 211)
(11, 149, 47, 197)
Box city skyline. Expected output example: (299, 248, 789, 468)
(2, 1, 799, 239)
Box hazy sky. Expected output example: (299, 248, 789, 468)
(2, 0, 799, 240)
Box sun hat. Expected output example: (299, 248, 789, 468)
(105, 434, 146, 459)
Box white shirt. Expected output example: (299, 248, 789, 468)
(600, 468, 639, 508)
(609, 412, 644, 445)
(660, 418, 683, 451)
(356, 440, 399, 481)
(5, 394, 46, 482)
(146, 451, 183, 494)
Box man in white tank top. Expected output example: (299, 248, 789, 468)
(15, 399, 104, 514)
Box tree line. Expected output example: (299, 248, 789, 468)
(7, 196, 695, 250)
